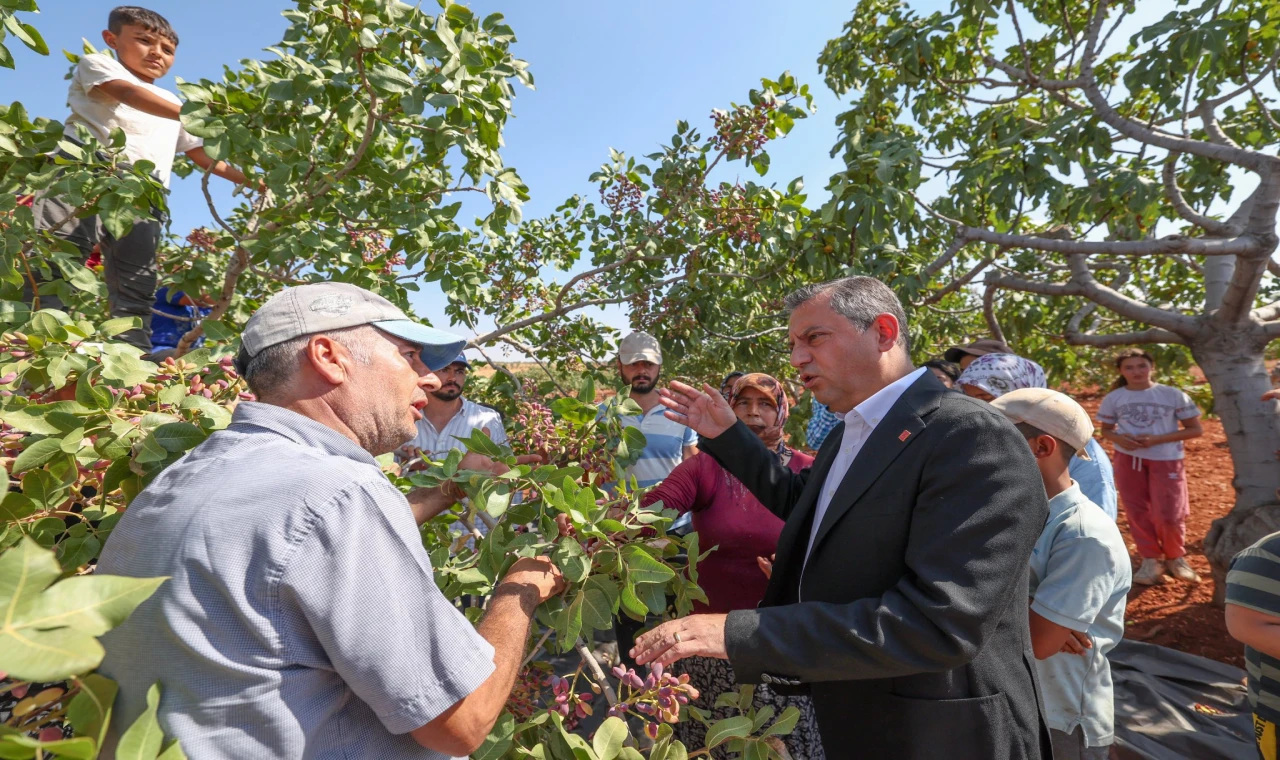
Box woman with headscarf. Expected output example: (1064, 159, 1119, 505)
(958, 353, 1119, 520)
(640, 372, 824, 759)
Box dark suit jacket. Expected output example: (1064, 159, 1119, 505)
(699, 371, 1052, 760)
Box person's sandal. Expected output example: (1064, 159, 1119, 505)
(1133, 558, 1166, 586)
(1166, 557, 1202, 583)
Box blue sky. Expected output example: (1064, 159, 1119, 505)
(2, 0, 889, 353)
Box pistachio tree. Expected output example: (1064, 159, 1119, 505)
(1, 0, 812, 755)
(786, 0, 1280, 591)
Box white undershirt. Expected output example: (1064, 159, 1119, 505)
(804, 367, 928, 567)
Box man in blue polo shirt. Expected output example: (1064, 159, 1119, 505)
(612, 330, 697, 488)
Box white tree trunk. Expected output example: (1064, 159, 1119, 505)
(1203, 256, 1235, 312)
(1194, 328, 1280, 601)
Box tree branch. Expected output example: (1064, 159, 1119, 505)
(1217, 166, 1280, 324)
(1078, 0, 1276, 173)
(916, 256, 994, 307)
(701, 323, 788, 342)
(1162, 154, 1232, 235)
(1064, 327, 1186, 347)
(920, 235, 970, 282)
(986, 256, 1193, 335)
(982, 279, 1006, 344)
(472, 273, 688, 347)
(912, 192, 1263, 257)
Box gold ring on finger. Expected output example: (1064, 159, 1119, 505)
(674, 632, 682, 643)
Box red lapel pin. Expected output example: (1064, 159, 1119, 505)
(898, 430, 911, 442)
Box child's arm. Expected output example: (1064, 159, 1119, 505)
(1029, 608, 1090, 659)
(93, 79, 181, 121)
(186, 147, 254, 188)
(1099, 422, 1143, 450)
(1134, 416, 1203, 448)
(1226, 604, 1280, 659)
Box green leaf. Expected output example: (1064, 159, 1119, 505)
(100, 347, 158, 387)
(592, 716, 627, 760)
(763, 706, 800, 737)
(0, 538, 166, 681)
(67, 674, 118, 748)
(580, 574, 618, 630)
(367, 64, 414, 94)
(555, 592, 583, 647)
(115, 683, 164, 760)
(552, 537, 590, 584)
(622, 545, 675, 585)
(198, 318, 234, 341)
(619, 580, 648, 618)
(14, 437, 65, 473)
(704, 716, 754, 748)
(742, 739, 770, 760)
(0, 735, 96, 759)
(151, 422, 205, 453)
(99, 317, 143, 339)
(0, 406, 66, 435)
(472, 710, 515, 760)
(460, 428, 506, 458)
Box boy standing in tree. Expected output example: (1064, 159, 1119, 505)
(30, 6, 252, 351)
(990, 388, 1132, 760)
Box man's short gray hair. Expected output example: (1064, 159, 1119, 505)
(784, 276, 911, 350)
(242, 324, 382, 400)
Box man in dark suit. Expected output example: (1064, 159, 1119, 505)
(632, 276, 1052, 759)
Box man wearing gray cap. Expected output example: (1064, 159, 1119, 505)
(990, 388, 1131, 760)
(612, 330, 698, 488)
(96, 282, 564, 759)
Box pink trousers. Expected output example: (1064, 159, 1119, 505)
(1114, 453, 1189, 560)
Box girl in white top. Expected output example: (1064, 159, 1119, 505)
(1097, 349, 1203, 586)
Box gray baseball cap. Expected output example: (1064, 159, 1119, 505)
(239, 282, 467, 372)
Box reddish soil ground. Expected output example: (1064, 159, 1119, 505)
(1075, 392, 1243, 668)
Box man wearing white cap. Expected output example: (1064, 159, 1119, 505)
(97, 283, 563, 759)
(613, 330, 698, 488)
(990, 388, 1132, 760)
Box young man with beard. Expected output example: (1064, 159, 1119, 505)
(399, 354, 507, 468)
(611, 331, 698, 488)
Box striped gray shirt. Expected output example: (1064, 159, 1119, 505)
(97, 402, 495, 759)
(1227, 530, 1280, 724)
(400, 397, 507, 460)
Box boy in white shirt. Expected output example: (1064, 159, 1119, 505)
(32, 6, 252, 351)
(990, 388, 1132, 760)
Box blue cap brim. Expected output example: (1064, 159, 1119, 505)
(372, 320, 468, 372)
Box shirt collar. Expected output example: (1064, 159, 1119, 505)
(1047, 481, 1086, 519)
(834, 366, 928, 427)
(230, 402, 378, 466)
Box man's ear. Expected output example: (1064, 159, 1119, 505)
(873, 313, 901, 352)
(101, 29, 117, 49)
(304, 335, 351, 386)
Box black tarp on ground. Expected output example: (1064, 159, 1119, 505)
(1110, 638, 1255, 759)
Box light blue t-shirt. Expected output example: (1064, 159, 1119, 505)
(97, 403, 496, 760)
(611, 402, 698, 487)
(1028, 482, 1132, 747)
(1070, 439, 1118, 521)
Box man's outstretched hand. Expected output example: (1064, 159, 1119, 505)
(659, 381, 738, 440)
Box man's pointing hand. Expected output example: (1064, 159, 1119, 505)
(659, 381, 737, 440)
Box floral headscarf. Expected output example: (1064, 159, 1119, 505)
(956, 353, 1047, 398)
(728, 372, 791, 459)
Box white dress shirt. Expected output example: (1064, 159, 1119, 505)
(805, 367, 928, 562)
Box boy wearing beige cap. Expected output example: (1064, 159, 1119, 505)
(990, 388, 1132, 760)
